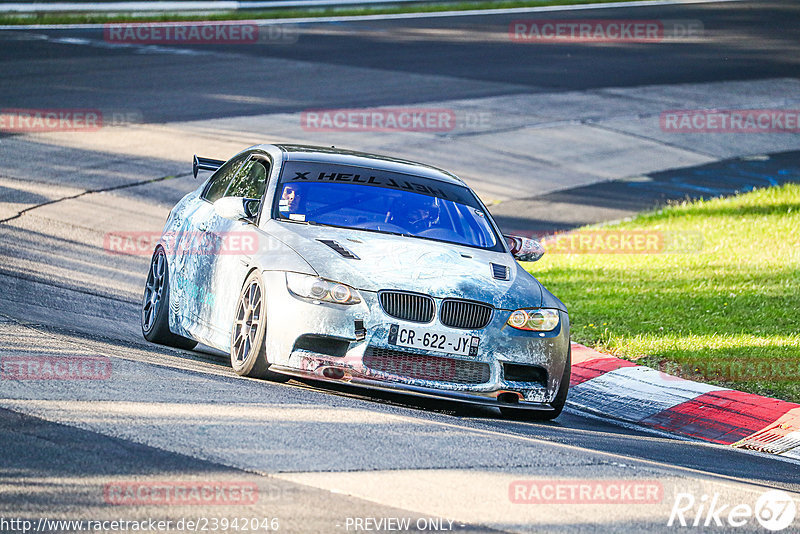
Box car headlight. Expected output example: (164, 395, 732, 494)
(286, 273, 362, 305)
(506, 308, 559, 331)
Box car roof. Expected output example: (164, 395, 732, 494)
(260, 143, 467, 187)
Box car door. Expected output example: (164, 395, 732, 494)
(163, 192, 207, 341)
(189, 154, 271, 350)
(174, 152, 249, 344)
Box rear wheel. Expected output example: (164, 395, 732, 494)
(230, 270, 289, 382)
(500, 344, 571, 422)
(141, 247, 197, 350)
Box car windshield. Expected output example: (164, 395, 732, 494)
(274, 162, 502, 251)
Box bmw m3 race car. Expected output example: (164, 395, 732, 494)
(141, 144, 571, 420)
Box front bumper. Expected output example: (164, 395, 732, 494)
(262, 271, 570, 410)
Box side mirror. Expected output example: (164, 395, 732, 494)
(243, 198, 260, 219)
(213, 197, 258, 222)
(505, 235, 545, 262)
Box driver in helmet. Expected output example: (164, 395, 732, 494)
(388, 196, 440, 234)
(279, 184, 302, 215)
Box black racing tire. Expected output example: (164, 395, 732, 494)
(500, 343, 571, 422)
(141, 247, 198, 351)
(230, 270, 290, 382)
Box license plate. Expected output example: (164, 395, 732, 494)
(388, 324, 479, 356)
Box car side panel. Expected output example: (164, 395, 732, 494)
(159, 189, 205, 342)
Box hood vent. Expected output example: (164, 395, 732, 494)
(491, 263, 510, 281)
(318, 239, 360, 260)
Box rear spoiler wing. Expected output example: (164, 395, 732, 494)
(193, 155, 225, 178)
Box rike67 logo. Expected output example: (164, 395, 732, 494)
(669, 489, 797, 531)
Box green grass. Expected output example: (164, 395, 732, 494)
(0, 0, 647, 25)
(527, 183, 800, 402)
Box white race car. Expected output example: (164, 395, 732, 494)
(142, 144, 570, 420)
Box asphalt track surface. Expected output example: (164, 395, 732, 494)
(2, 1, 799, 122)
(1, 1, 800, 532)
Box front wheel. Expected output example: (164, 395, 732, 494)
(141, 247, 197, 350)
(500, 344, 571, 422)
(230, 271, 289, 382)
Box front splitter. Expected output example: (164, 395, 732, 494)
(268, 364, 557, 413)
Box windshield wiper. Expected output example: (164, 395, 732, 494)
(279, 218, 338, 228)
(280, 218, 413, 239)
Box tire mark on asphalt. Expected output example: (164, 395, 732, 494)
(0, 171, 190, 225)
